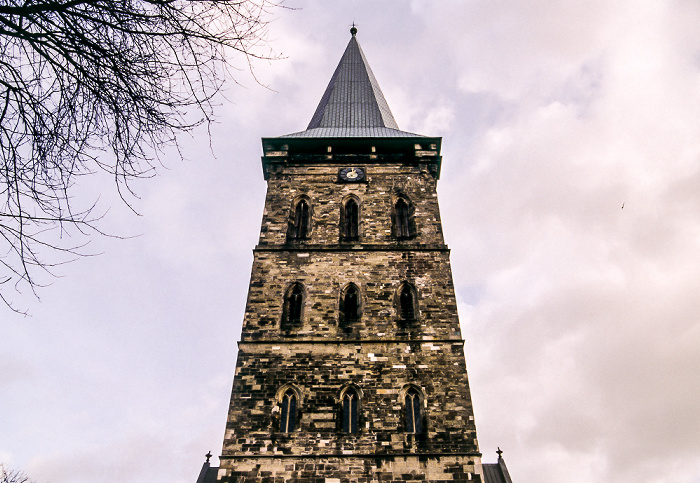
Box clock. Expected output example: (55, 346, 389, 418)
(339, 167, 365, 182)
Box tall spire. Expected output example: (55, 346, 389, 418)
(277, 28, 425, 138)
(307, 26, 399, 131)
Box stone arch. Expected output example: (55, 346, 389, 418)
(340, 194, 361, 241)
(288, 195, 313, 240)
(392, 193, 416, 239)
(399, 383, 426, 434)
(339, 282, 362, 328)
(338, 384, 364, 434)
(281, 282, 305, 330)
(275, 384, 303, 433)
(395, 281, 419, 324)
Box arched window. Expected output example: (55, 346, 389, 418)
(280, 389, 297, 433)
(341, 198, 359, 240)
(340, 283, 360, 324)
(282, 283, 304, 328)
(405, 387, 422, 433)
(394, 197, 412, 239)
(341, 388, 360, 434)
(291, 199, 310, 239)
(398, 283, 416, 321)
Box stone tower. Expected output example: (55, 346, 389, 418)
(209, 29, 512, 483)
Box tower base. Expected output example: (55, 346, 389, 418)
(217, 454, 484, 482)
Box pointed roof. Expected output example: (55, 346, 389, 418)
(277, 28, 426, 139)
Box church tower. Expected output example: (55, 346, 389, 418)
(210, 28, 511, 483)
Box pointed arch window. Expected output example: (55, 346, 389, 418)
(399, 283, 416, 322)
(394, 198, 413, 239)
(341, 388, 360, 434)
(291, 199, 310, 239)
(405, 388, 422, 434)
(340, 283, 360, 324)
(341, 198, 359, 240)
(283, 283, 304, 328)
(280, 389, 298, 433)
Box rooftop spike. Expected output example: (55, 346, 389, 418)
(306, 32, 399, 131)
(274, 31, 430, 139)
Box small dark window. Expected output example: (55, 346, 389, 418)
(341, 284, 360, 323)
(405, 388, 422, 433)
(342, 389, 359, 433)
(288, 284, 303, 323)
(280, 389, 297, 433)
(399, 284, 415, 321)
(342, 199, 359, 240)
(395, 198, 411, 239)
(292, 200, 310, 239)
(283, 283, 304, 328)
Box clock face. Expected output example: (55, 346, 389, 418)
(339, 167, 365, 182)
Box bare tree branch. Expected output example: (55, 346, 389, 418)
(1, 463, 34, 483)
(0, 0, 280, 312)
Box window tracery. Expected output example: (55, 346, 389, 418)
(290, 198, 310, 239)
(341, 387, 360, 433)
(404, 387, 422, 434)
(279, 389, 298, 433)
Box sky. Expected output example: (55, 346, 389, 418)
(2, 1, 700, 482)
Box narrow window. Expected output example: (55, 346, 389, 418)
(341, 284, 360, 323)
(280, 389, 297, 433)
(399, 284, 415, 321)
(342, 199, 359, 240)
(292, 199, 310, 239)
(283, 283, 304, 329)
(288, 284, 303, 323)
(405, 388, 422, 433)
(342, 389, 359, 433)
(395, 198, 411, 239)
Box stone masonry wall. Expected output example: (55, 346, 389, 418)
(224, 341, 478, 456)
(241, 251, 461, 341)
(257, 163, 444, 248)
(218, 455, 483, 482)
(219, 159, 483, 482)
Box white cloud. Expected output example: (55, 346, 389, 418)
(3, 2, 700, 482)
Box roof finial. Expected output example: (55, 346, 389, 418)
(496, 447, 503, 459)
(205, 451, 212, 463)
(350, 21, 357, 36)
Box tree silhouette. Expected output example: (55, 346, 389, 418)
(1, 464, 33, 483)
(0, 0, 278, 311)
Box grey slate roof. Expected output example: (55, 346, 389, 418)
(482, 457, 514, 483)
(277, 31, 426, 139)
(195, 462, 218, 483)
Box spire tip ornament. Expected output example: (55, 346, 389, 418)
(350, 22, 357, 36)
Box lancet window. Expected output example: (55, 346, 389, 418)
(341, 387, 360, 434)
(282, 283, 304, 328)
(398, 282, 417, 322)
(340, 283, 360, 325)
(404, 387, 422, 434)
(279, 389, 298, 433)
(394, 197, 414, 239)
(341, 198, 359, 240)
(290, 199, 310, 239)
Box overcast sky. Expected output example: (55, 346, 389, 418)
(2, 2, 700, 482)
